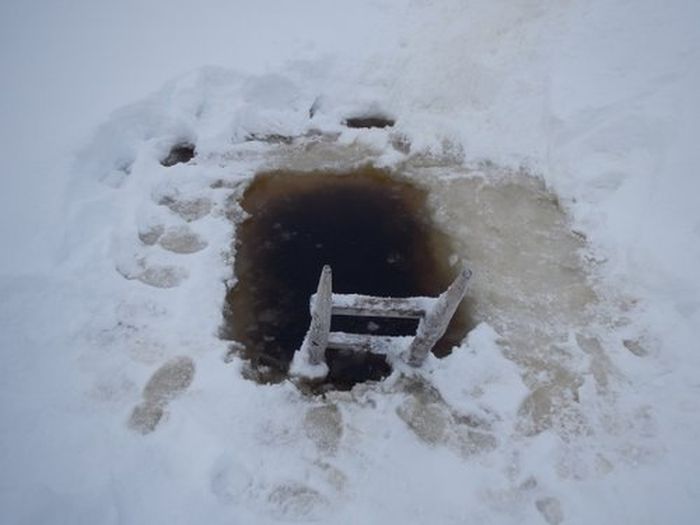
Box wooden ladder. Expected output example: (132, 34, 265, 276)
(291, 264, 472, 377)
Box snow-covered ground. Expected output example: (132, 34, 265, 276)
(1, 1, 699, 523)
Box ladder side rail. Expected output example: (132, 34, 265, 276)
(406, 266, 472, 366)
(303, 265, 333, 366)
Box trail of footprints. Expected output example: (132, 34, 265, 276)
(209, 403, 345, 520)
(116, 170, 214, 289)
(121, 150, 215, 433)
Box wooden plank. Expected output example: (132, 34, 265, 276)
(303, 265, 333, 366)
(327, 293, 435, 319)
(327, 331, 410, 354)
(406, 266, 472, 366)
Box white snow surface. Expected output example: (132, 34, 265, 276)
(2, 1, 700, 524)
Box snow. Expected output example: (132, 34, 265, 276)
(290, 346, 329, 380)
(2, 0, 700, 524)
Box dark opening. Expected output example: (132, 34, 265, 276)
(221, 167, 472, 391)
(161, 143, 195, 167)
(344, 116, 395, 129)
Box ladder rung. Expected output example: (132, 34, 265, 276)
(327, 331, 411, 354)
(329, 293, 436, 319)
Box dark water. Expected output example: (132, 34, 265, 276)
(161, 143, 195, 167)
(221, 167, 472, 390)
(344, 116, 395, 129)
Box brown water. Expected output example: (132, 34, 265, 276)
(221, 166, 472, 390)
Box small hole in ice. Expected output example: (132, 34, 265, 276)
(161, 143, 196, 167)
(343, 116, 395, 129)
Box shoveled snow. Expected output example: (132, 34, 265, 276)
(1, 1, 699, 524)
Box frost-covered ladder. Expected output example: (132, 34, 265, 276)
(292, 264, 472, 377)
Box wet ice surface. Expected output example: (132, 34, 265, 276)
(423, 168, 609, 437)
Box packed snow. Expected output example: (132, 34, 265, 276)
(1, 1, 699, 524)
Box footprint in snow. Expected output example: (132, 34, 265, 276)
(158, 225, 208, 254)
(265, 482, 328, 521)
(128, 355, 195, 434)
(303, 404, 343, 455)
(138, 223, 207, 254)
(117, 258, 189, 288)
(160, 196, 213, 222)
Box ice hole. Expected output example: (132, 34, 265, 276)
(221, 167, 473, 391)
(161, 143, 195, 167)
(343, 116, 395, 129)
